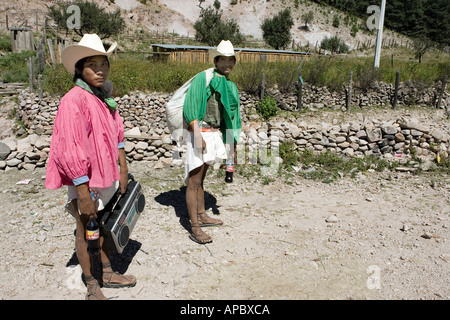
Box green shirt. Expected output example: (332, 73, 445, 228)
(183, 69, 241, 143)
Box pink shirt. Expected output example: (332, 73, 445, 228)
(45, 86, 125, 190)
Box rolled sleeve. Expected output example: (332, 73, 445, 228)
(72, 175, 89, 186)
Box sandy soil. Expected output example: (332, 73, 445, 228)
(0, 157, 448, 301)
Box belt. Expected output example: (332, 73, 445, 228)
(201, 127, 219, 132)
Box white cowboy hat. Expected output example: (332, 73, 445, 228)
(61, 33, 117, 74)
(208, 40, 241, 60)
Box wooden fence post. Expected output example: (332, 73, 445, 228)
(259, 73, 266, 101)
(392, 71, 400, 109)
(436, 75, 447, 109)
(296, 73, 303, 111)
(28, 56, 34, 92)
(38, 74, 43, 99)
(346, 71, 353, 113)
(47, 39, 56, 65)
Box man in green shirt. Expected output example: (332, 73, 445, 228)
(183, 40, 242, 244)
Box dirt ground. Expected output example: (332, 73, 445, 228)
(0, 157, 448, 301)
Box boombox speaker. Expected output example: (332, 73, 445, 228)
(101, 174, 145, 254)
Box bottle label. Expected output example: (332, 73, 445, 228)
(86, 229, 100, 240)
(226, 165, 235, 172)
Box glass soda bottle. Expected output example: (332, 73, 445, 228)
(86, 215, 100, 256)
(225, 160, 234, 183)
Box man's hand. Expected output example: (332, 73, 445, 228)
(191, 120, 206, 153)
(119, 148, 129, 194)
(76, 183, 97, 218)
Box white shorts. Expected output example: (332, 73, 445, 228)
(185, 130, 227, 183)
(67, 180, 119, 212)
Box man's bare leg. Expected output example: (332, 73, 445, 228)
(186, 164, 212, 243)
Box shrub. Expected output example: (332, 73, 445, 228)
(0, 32, 12, 52)
(257, 95, 278, 120)
(232, 61, 266, 93)
(321, 35, 349, 54)
(279, 140, 298, 168)
(0, 51, 35, 83)
(42, 63, 73, 95)
(355, 63, 381, 92)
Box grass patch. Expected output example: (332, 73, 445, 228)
(296, 150, 394, 183)
(234, 145, 448, 185)
(0, 50, 35, 83)
(18, 46, 448, 97)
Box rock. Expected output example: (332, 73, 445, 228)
(366, 126, 382, 143)
(34, 136, 50, 150)
(125, 127, 141, 136)
(3, 87, 449, 172)
(430, 128, 446, 142)
(6, 158, 21, 167)
(398, 117, 429, 133)
(0, 142, 11, 160)
(421, 232, 433, 239)
(135, 141, 149, 151)
(325, 215, 339, 223)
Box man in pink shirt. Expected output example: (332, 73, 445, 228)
(45, 34, 136, 300)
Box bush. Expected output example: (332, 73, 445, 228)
(320, 35, 349, 54)
(0, 51, 35, 83)
(261, 8, 294, 50)
(355, 63, 381, 92)
(232, 61, 266, 93)
(0, 32, 12, 52)
(279, 140, 298, 168)
(257, 95, 278, 120)
(332, 15, 340, 28)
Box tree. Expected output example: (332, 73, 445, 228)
(412, 36, 434, 63)
(424, 0, 450, 46)
(301, 11, 314, 31)
(48, 1, 125, 39)
(261, 9, 294, 50)
(194, 4, 245, 46)
(403, 0, 426, 39)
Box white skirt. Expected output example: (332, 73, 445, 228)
(184, 130, 227, 183)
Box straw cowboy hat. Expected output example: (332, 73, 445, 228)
(208, 40, 241, 60)
(61, 33, 117, 74)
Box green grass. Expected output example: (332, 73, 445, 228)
(0, 51, 36, 83)
(33, 46, 450, 97)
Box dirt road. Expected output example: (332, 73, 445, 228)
(0, 160, 448, 301)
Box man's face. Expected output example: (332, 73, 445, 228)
(215, 56, 236, 77)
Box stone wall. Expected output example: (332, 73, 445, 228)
(0, 83, 449, 172)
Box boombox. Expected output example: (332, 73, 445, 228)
(101, 175, 145, 254)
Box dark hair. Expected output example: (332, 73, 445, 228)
(73, 56, 110, 83)
(73, 57, 88, 82)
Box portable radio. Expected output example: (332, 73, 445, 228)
(101, 175, 145, 253)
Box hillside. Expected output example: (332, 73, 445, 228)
(0, 0, 408, 51)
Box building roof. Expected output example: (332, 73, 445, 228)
(151, 44, 310, 55)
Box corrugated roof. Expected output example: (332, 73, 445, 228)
(152, 44, 310, 55)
